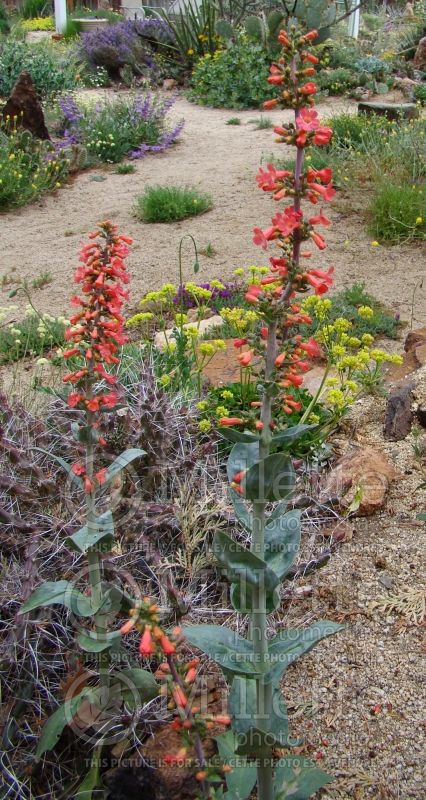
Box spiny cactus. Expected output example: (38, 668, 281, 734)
(244, 1, 338, 49)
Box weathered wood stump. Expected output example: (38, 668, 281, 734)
(357, 101, 419, 121)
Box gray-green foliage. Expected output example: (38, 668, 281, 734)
(0, 38, 79, 99)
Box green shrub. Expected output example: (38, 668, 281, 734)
(114, 162, 136, 174)
(189, 32, 275, 109)
(304, 282, 400, 340)
(21, 0, 50, 19)
(226, 117, 241, 125)
(316, 67, 360, 94)
(135, 185, 213, 223)
(249, 115, 273, 129)
(368, 183, 425, 244)
(0, 309, 67, 364)
(0, 2, 10, 35)
(0, 125, 70, 210)
(58, 92, 183, 165)
(414, 84, 426, 105)
(0, 38, 79, 99)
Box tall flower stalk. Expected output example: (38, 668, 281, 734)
(21, 225, 156, 792)
(185, 27, 342, 800)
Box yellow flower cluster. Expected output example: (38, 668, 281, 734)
(301, 297, 402, 412)
(198, 339, 226, 357)
(220, 306, 259, 335)
(21, 16, 55, 31)
(126, 311, 154, 327)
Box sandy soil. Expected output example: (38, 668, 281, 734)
(1, 93, 424, 326)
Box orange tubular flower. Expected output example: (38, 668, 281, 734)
(139, 627, 155, 656)
(219, 417, 245, 427)
(238, 350, 254, 367)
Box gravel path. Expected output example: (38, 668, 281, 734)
(1, 93, 424, 327)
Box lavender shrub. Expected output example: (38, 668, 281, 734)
(78, 18, 174, 79)
(57, 92, 184, 163)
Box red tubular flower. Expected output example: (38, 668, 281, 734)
(172, 686, 187, 708)
(219, 417, 245, 427)
(120, 618, 136, 635)
(299, 337, 321, 358)
(139, 627, 155, 656)
(253, 226, 276, 250)
(245, 284, 263, 303)
(159, 634, 176, 655)
(234, 337, 248, 348)
(309, 209, 331, 227)
(299, 81, 317, 95)
(305, 266, 334, 295)
(313, 127, 333, 145)
(72, 462, 86, 476)
(238, 350, 254, 367)
(263, 99, 278, 109)
(302, 51, 319, 64)
(232, 470, 246, 484)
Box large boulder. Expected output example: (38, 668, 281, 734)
(0, 71, 50, 140)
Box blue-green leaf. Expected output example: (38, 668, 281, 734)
(215, 730, 257, 800)
(272, 424, 316, 446)
(182, 624, 258, 676)
(227, 441, 259, 484)
(264, 509, 301, 579)
(265, 621, 344, 683)
(74, 757, 100, 800)
(67, 510, 114, 554)
(221, 428, 259, 444)
(213, 531, 280, 591)
(103, 447, 146, 486)
(274, 756, 334, 799)
(245, 453, 294, 502)
(21, 580, 100, 617)
(76, 630, 121, 653)
(36, 688, 98, 758)
(230, 491, 253, 531)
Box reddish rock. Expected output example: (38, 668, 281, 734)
(323, 446, 398, 516)
(163, 78, 178, 90)
(0, 71, 50, 140)
(415, 344, 426, 367)
(404, 326, 426, 353)
(413, 36, 426, 70)
(384, 379, 413, 440)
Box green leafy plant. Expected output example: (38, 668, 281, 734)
(0, 124, 70, 211)
(58, 92, 183, 165)
(21, 0, 49, 19)
(189, 30, 275, 109)
(135, 185, 213, 223)
(114, 162, 136, 174)
(249, 115, 273, 129)
(0, 38, 79, 99)
(159, 0, 219, 67)
(305, 282, 400, 340)
(368, 182, 425, 244)
(226, 116, 241, 125)
(0, 1, 10, 34)
(19, 223, 157, 796)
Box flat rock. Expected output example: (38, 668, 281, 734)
(323, 445, 398, 516)
(357, 101, 419, 121)
(0, 70, 50, 140)
(384, 379, 414, 440)
(154, 314, 223, 349)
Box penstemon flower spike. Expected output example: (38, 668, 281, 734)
(182, 26, 344, 800)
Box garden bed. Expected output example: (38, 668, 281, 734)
(1, 94, 425, 329)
